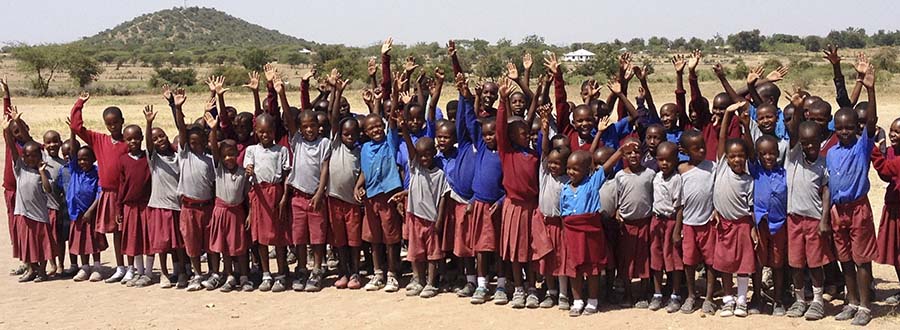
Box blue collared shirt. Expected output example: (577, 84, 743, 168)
(560, 169, 606, 216)
(827, 127, 873, 204)
(62, 159, 100, 222)
(468, 97, 505, 204)
(750, 161, 787, 234)
(361, 126, 402, 198)
(749, 104, 787, 140)
(436, 96, 478, 201)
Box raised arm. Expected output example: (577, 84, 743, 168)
(672, 55, 688, 129)
(544, 53, 570, 133)
(211, 75, 233, 135)
(714, 64, 742, 103)
(634, 66, 656, 116)
(381, 37, 393, 102)
(448, 40, 463, 76)
(539, 104, 553, 158)
(204, 112, 221, 163)
(274, 71, 296, 139)
(524, 75, 546, 130)
(607, 79, 640, 122)
(823, 45, 851, 108)
(1, 77, 11, 117)
(687, 50, 704, 105)
(172, 89, 188, 148)
(3, 108, 22, 161)
(616, 53, 633, 119)
(69, 92, 92, 143)
(262, 63, 279, 117)
(786, 90, 806, 148)
(739, 107, 755, 160)
(331, 75, 350, 137)
(849, 52, 868, 106)
(496, 78, 512, 153)
(454, 73, 477, 144)
(398, 95, 418, 163)
(719, 101, 747, 159)
(427, 68, 445, 123)
(299, 69, 315, 110)
(507, 56, 534, 106)
(861, 66, 877, 137)
(600, 147, 625, 174)
(143, 105, 157, 155)
(38, 162, 52, 193)
(746, 66, 765, 106)
(590, 115, 612, 153)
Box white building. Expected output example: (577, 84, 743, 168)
(563, 49, 595, 62)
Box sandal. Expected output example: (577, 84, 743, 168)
(419, 284, 439, 298)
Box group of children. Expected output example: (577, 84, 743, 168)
(4, 40, 899, 326)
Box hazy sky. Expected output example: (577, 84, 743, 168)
(3, 0, 899, 47)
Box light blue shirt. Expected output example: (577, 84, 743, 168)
(361, 126, 402, 198)
(560, 169, 607, 216)
(826, 127, 873, 204)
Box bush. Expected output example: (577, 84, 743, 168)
(871, 47, 900, 73)
(730, 59, 749, 80)
(762, 58, 784, 71)
(210, 66, 250, 87)
(149, 67, 197, 87)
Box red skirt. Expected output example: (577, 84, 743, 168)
(15, 216, 54, 263)
(95, 190, 121, 234)
(6, 190, 19, 259)
(440, 199, 462, 253)
(499, 200, 552, 263)
(830, 196, 877, 264)
(563, 213, 607, 277)
(179, 197, 213, 258)
(327, 197, 362, 248)
(682, 222, 716, 266)
(146, 207, 183, 254)
(362, 193, 402, 245)
(617, 217, 651, 279)
(209, 199, 250, 256)
(121, 204, 149, 256)
(406, 213, 444, 262)
(450, 200, 475, 257)
(713, 216, 756, 274)
(250, 183, 288, 247)
(787, 214, 834, 269)
(538, 213, 566, 277)
(69, 214, 108, 255)
(290, 189, 328, 245)
(471, 200, 500, 252)
(650, 215, 684, 272)
(876, 204, 900, 267)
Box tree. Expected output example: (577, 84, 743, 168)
(475, 54, 504, 79)
(871, 30, 897, 46)
(10, 44, 66, 96)
(801, 36, 824, 51)
(728, 30, 763, 52)
(826, 27, 868, 48)
(149, 67, 197, 87)
(284, 52, 310, 67)
(65, 48, 104, 88)
(240, 47, 270, 71)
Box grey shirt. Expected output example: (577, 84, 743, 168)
(615, 168, 655, 221)
(538, 159, 568, 217)
(148, 151, 181, 211)
(42, 153, 65, 211)
(13, 159, 49, 223)
(786, 145, 829, 219)
(215, 163, 250, 205)
(599, 178, 618, 217)
(652, 172, 683, 218)
(327, 134, 361, 205)
(244, 144, 291, 185)
(713, 156, 754, 220)
(407, 163, 450, 222)
(177, 147, 215, 201)
(286, 135, 330, 195)
(680, 160, 715, 226)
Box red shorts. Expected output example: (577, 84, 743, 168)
(682, 222, 716, 266)
(95, 190, 121, 234)
(146, 207, 183, 254)
(290, 189, 328, 245)
(471, 200, 500, 252)
(499, 200, 552, 263)
(327, 197, 362, 248)
(617, 217, 651, 279)
(179, 197, 213, 258)
(450, 200, 477, 257)
(15, 215, 54, 263)
(713, 216, 756, 274)
(563, 213, 607, 277)
(830, 196, 878, 264)
(650, 215, 683, 272)
(5, 190, 18, 259)
(120, 204, 149, 256)
(441, 199, 466, 254)
(249, 183, 288, 247)
(69, 214, 108, 256)
(787, 214, 835, 268)
(405, 213, 443, 262)
(362, 193, 402, 245)
(538, 213, 566, 277)
(876, 204, 900, 267)
(209, 199, 250, 257)
(757, 218, 787, 269)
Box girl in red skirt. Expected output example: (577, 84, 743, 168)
(68, 92, 130, 283)
(537, 105, 572, 310)
(4, 111, 54, 282)
(496, 79, 552, 309)
(205, 113, 253, 292)
(116, 125, 154, 287)
(711, 102, 757, 318)
(62, 131, 108, 282)
(870, 117, 900, 304)
(144, 102, 186, 289)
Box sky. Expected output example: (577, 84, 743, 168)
(3, 0, 899, 47)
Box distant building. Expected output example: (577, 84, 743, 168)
(298, 48, 312, 54)
(563, 49, 595, 62)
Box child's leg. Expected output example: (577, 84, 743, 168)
(652, 270, 664, 295)
(588, 275, 601, 301)
(350, 246, 360, 275)
(476, 253, 488, 284)
(80, 254, 90, 267)
(427, 261, 438, 286)
(222, 255, 233, 277)
(386, 243, 400, 276)
(312, 244, 325, 272)
(295, 244, 309, 272)
(159, 252, 170, 278)
(791, 267, 807, 301)
(275, 246, 288, 275)
(772, 267, 784, 305)
(840, 261, 860, 306)
(736, 274, 750, 305)
(208, 252, 220, 275)
(113, 231, 124, 267)
(571, 275, 584, 304)
(721, 272, 735, 300)
(190, 256, 202, 277)
(750, 268, 763, 305)
(238, 254, 250, 277)
(92, 252, 101, 267)
(259, 244, 271, 274)
(857, 262, 872, 309)
(412, 261, 425, 285)
(705, 269, 717, 302)
(511, 262, 524, 289)
(685, 265, 697, 299)
(671, 271, 683, 299)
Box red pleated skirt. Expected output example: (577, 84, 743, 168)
(146, 207, 183, 254)
(209, 198, 250, 256)
(121, 204, 149, 256)
(471, 200, 500, 252)
(95, 190, 121, 234)
(563, 213, 607, 277)
(499, 200, 552, 263)
(537, 212, 566, 277)
(69, 214, 108, 256)
(15, 215, 54, 263)
(713, 216, 757, 274)
(250, 183, 288, 247)
(876, 204, 900, 267)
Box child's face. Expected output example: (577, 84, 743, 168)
(317, 113, 330, 136)
(234, 116, 252, 142)
(655, 145, 678, 175)
(856, 108, 868, 133)
(76, 148, 95, 172)
(622, 143, 642, 168)
(834, 113, 858, 146)
(644, 127, 665, 154)
(547, 150, 567, 177)
(782, 105, 795, 124)
(188, 132, 206, 154)
(481, 83, 498, 107)
(42, 132, 61, 157)
(756, 105, 778, 135)
(151, 128, 172, 153)
(890, 120, 900, 147)
(566, 156, 590, 185)
(660, 105, 678, 130)
(446, 107, 457, 123)
(435, 125, 455, 153)
(364, 116, 386, 142)
(415, 142, 437, 168)
(300, 116, 320, 142)
(573, 107, 595, 139)
(60, 142, 72, 162)
(9, 121, 29, 143)
(340, 97, 350, 115)
(725, 143, 747, 174)
(682, 137, 706, 164)
(509, 121, 530, 149)
(408, 106, 426, 135)
(805, 107, 832, 132)
(756, 140, 779, 171)
(103, 113, 124, 138)
(530, 121, 540, 147)
(510, 93, 526, 116)
(221, 145, 239, 170)
(799, 127, 820, 162)
(255, 121, 276, 146)
(123, 127, 143, 154)
(22, 144, 42, 168)
(340, 120, 361, 148)
(481, 121, 497, 150)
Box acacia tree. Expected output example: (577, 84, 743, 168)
(11, 43, 103, 95)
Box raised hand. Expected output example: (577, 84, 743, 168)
(373, 87, 384, 100)
(747, 66, 764, 85)
(403, 56, 419, 73)
(855, 52, 870, 76)
(587, 79, 602, 99)
(39, 161, 48, 173)
(204, 95, 217, 113)
(606, 78, 622, 94)
(273, 73, 285, 94)
(361, 89, 374, 104)
(205, 76, 217, 93)
(786, 87, 805, 108)
(161, 84, 173, 101)
(597, 115, 612, 132)
(173, 88, 186, 107)
(301, 68, 316, 82)
(0, 76, 8, 93)
(367, 58, 377, 76)
(455, 72, 470, 96)
(498, 77, 511, 99)
(382, 37, 393, 55)
(726, 100, 748, 113)
(399, 91, 413, 104)
(712, 63, 726, 78)
(633, 65, 650, 81)
(143, 105, 156, 123)
(203, 111, 218, 128)
(336, 77, 351, 92)
(6, 106, 21, 125)
(543, 53, 559, 75)
(506, 62, 519, 81)
(671, 54, 686, 73)
(687, 49, 702, 71)
(861, 66, 876, 89)
(522, 53, 533, 71)
(263, 63, 277, 82)
(823, 45, 841, 65)
(79, 91, 91, 103)
(446, 40, 456, 57)
(214, 76, 228, 95)
(766, 65, 790, 83)
(242, 71, 260, 91)
(623, 65, 635, 82)
(619, 52, 632, 71)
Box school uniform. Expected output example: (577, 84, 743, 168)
(63, 159, 107, 255)
(712, 156, 756, 275)
(537, 158, 568, 277)
(405, 163, 450, 262)
(397, 121, 436, 190)
(360, 125, 403, 245)
(786, 145, 834, 268)
(117, 152, 151, 257)
(685, 116, 742, 162)
(615, 168, 655, 279)
(209, 163, 250, 257)
(69, 98, 129, 234)
(468, 106, 505, 253)
(176, 147, 215, 258)
(750, 161, 787, 269)
(246, 143, 291, 247)
(146, 151, 183, 255)
(286, 134, 328, 246)
(326, 134, 362, 248)
(650, 171, 683, 272)
(749, 121, 788, 166)
(12, 159, 53, 263)
(553, 71, 632, 152)
(871, 147, 900, 267)
(43, 153, 66, 251)
(680, 161, 716, 267)
(826, 128, 878, 265)
(560, 169, 609, 277)
(599, 177, 619, 268)
(435, 96, 477, 257)
(4, 141, 22, 259)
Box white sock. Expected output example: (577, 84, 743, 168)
(795, 288, 806, 302)
(812, 286, 824, 303)
(466, 275, 476, 284)
(723, 295, 735, 304)
(654, 293, 663, 298)
(477, 276, 487, 288)
(671, 294, 680, 300)
(145, 255, 155, 275)
(514, 286, 525, 294)
(262, 272, 272, 280)
(737, 276, 749, 304)
(587, 298, 599, 309)
(115, 265, 126, 273)
(572, 299, 585, 309)
(497, 277, 507, 288)
(558, 277, 569, 298)
(134, 256, 144, 275)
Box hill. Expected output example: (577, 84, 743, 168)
(75, 7, 315, 52)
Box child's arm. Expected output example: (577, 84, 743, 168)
(143, 105, 157, 155)
(713, 64, 742, 103)
(448, 40, 463, 76)
(819, 185, 832, 235)
(3, 108, 21, 161)
(607, 79, 641, 122)
(634, 66, 657, 116)
(544, 53, 571, 134)
(204, 112, 221, 165)
(211, 76, 234, 137)
(823, 46, 852, 108)
(435, 192, 448, 235)
(299, 69, 315, 110)
(786, 89, 805, 148)
(600, 148, 624, 174)
(1, 77, 11, 117)
(496, 79, 512, 153)
(524, 75, 546, 130)
(242, 70, 262, 113)
(354, 171, 367, 203)
(427, 68, 445, 124)
(69, 92, 93, 144)
(507, 58, 534, 106)
(262, 63, 280, 117)
(849, 52, 868, 106)
(398, 92, 418, 163)
(590, 116, 612, 153)
(522, 53, 533, 91)
(540, 105, 552, 158)
(312, 158, 329, 211)
(331, 76, 350, 137)
(746, 66, 765, 106)
(454, 74, 477, 144)
(381, 37, 393, 102)
(687, 50, 703, 106)
(672, 55, 688, 129)
(739, 108, 755, 160)
(274, 72, 295, 139)
(172, 88, 188, 148)
(82, 193, 101, 222)
(616, 53, 633, 119)
(367, 58, 378, 90)
(672, 205, 684, 245)
(861, 66, 877, 138)
(719, 101, 747, 159)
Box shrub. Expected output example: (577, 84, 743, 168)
(149, 67, 197, 87)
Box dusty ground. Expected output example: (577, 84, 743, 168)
(3, 79, 900, 329)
